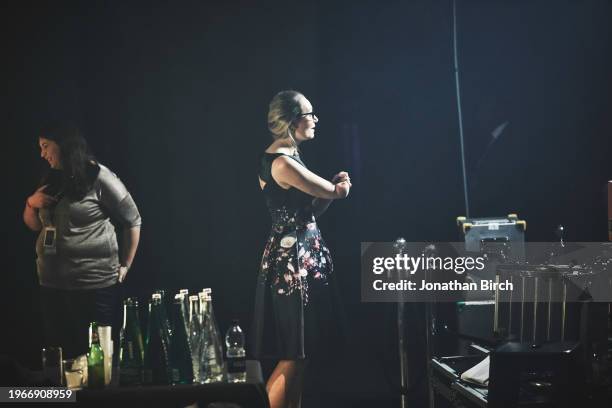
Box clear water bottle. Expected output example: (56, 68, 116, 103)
(225, 319, 246, 383)
(178, 289, 190, 327)
(187, 295, 202, 383)
(198, 289, 224, 383)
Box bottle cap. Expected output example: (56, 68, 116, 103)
(200, 288, 212, 301)
(125, 297, 139, 306)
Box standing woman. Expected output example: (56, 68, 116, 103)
(23, 122, 141, 359)
(253, 91, 351, 408)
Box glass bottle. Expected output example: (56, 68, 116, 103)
(199, 289, 224, 383)
(153, 289, 172, 346)
(178, 289, 190, 329)
(143, 293, 171, 385)
(168, 295, 194, 384)
(188, 295, 202, 383)
(118, 297, 144, 386)
(87, 322, 105, 389)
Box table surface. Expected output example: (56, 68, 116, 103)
(75, 360, 269, 408)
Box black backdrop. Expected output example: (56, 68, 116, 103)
(4, 0, 611, 402)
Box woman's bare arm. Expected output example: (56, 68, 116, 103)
(120, 226, 140, 270)
(117, 226, 141, 282)
(271, 156, 350, 200)
(23, 186, 56, 231)
(23, 201, 42, 231)
(311, 171, 351, 217)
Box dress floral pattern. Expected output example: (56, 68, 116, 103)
(260, 209, 333, 306)
(252, 152, 336, 359)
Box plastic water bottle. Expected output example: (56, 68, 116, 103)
(225, 319, 246, 383)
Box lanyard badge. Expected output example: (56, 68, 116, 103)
(43, 226, 57, 255)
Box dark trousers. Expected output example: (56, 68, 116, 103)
(39, 284, 121, 359)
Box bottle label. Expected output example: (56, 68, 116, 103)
(227, 356, 246, 373)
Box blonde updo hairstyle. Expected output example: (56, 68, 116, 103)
(267, 90, 303, 148)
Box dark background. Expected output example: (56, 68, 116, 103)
(3, 0, 611, 404)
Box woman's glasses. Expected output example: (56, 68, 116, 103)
(295, 112, 317, 121)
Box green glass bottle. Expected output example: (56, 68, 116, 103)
(168, 295, 194, 384)
(153, 289, 172, 347)
(119, 298, 144, 386)
(143, 294, 171, 385)
(87, 322, 105, 389)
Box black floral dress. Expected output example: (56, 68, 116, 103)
(252, 152, 338, 360)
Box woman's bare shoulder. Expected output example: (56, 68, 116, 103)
(264, 146, 293, 155)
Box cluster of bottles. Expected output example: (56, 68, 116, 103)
(116, 288, 246, 386)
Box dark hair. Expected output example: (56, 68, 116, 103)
(39, 122, 98, 200)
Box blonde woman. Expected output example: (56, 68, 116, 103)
(252, 90, 351, 408)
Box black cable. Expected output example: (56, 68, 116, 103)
(452, 0, 470, 218)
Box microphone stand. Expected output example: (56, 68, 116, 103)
(393, 238, 409, 408)
(423, 244, 438, 408)
(394, 239, 439, 408)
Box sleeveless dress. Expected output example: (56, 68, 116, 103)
(251, 152, 339, 360)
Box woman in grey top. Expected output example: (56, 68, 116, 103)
(23, 122, 141, 358)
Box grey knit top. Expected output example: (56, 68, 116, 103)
(36, 164, 142, 289)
